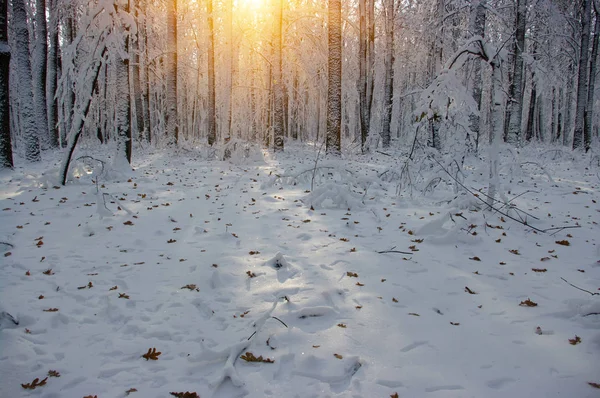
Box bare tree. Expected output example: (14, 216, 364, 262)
(381, 0, 394, 148)
(47, 0, 60, 147)
(573, 0, 592, 150)
(207, 0, 216, 146)
(116, 0, 131, 164)
(0, 0, 12, 168)
(166, 0, 178, 145)
(12, 0, 40, 161)
(273, 0, 284, 151)
(34, 0, 50, 149)
(505, 0, 527, 145)
(326, 0, 342, 154)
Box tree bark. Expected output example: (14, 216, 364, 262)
(505, 0, 526, 145)
(273, 0, 284, 151)
(47, 0, 59, 147)
(381, 0, 394, 148)
(468, 0, 486, 153)
(326, 0, 342, 154)
(116, 1, 131, 164)
(34, 0, 50, 149)
(166, 0, 178, 145)
(131, 2, 144, 142)
(207, 0, 216, 146)
(573, 0, 592, 150)
(12, 0, 40, 161)
(584, 0, 599, 150)
(0, 0, 12, 168)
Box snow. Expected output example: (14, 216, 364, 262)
(1, 144, 599, 397)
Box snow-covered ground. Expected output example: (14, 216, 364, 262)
(1, 144, 599, 398)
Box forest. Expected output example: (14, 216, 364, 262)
(0, 0, 599, 397)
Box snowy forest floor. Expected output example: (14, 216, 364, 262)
(1, 143, 600, 398)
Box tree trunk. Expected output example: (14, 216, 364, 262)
(525, 74, 536, 142)
(116, 1, 131, 164)
(131, 2, 144, 142)
(488, 57, 503, 207)
(207, 0, 216, 146)
(504, 0, 526, 145)
(0, 0, 12, 168)
(34, 0, 50, 149)
(573, 0, 592, 150)
(468, 0, 486, 153)
(381, 0, 394, 148)
(584, 0, 599, 150)
(326, 0, 342, 154)
(12, 0, 40, 161)
(141, 0, 151, 143)
(47, 0, 59, 147)
(272, 0, 285, 151)
(166, 0, 178, 145)
(358, 0, 369, 150)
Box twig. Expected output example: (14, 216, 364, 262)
(0, 242, 14, 248)
(271, 316, 288, 328)
(561, 277, 599, 296)
(583, 312, 600, 317)
(311, 140, 327, 193)
(376, 150, 392, 157)
(377, 246, 412, 255)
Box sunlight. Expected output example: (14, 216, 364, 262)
(237, 0, 266, 11)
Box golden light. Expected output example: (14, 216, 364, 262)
(237, 0, 266, 11)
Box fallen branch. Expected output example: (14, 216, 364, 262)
(561, 277, 599, 296)
(377, 246, 412, 255)
(0, 241, 14, 248)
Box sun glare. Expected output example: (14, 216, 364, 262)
(237, 0, 265, 11)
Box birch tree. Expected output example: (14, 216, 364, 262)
(326, 0, 342, 154)
(12, 0, 40, 161)
(0, 0, 11, 168)
(116, 0, 131, 164)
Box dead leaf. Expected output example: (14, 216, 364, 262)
(391, 394, 399, 398)
(532, 268, 547, 273)
(464, 286, 477, 295)
(181, 284, 199, 291)
(246, 271, 256, 278)
(355, 282, 364, 286)
(118, 293, 130, 299)
(43, 308, 59, 312)
(450, 322, 460, 326)
(588, 382, 600, 389)
(346, 272, 358, 278)
(333, 353, 343, 359)
(142, 347, 161, 360)
(167, 239, 177, 243)
(469, 256, 481, 261)
(519, 298, 538, 307)
(42, 269, 54, 275)
(408, 313, 420, 316)
(509, 249, 520, 255)
(123, 220, 134, 226)
(555, 240, 570, 246)
(170, 392, 199, 398)
(47, 370, 60, 377)
(240, 352, 274, 363)
(392, 297, 398, 303)
(568, 335, 582, 345)
(21, 377, 48, 390)
(337, 323, 347, 328)
(249, 251, 260, 255)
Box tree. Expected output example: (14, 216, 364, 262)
(585, 0, 599, 149)
(12, 0, 40, 161)
(166, 0, 178, 145)
(0, 0, 12, 168)
(573, 0, 592, 150)
(468, 0, 486, 152)
(326, 0, 342, 154)
(131, 2, 145, 142)
(273, 0, 284, 151)
(47, 0, 60, 147)
(116, 0, 131, 164)
(505, 0, 527, 145)
(358, 0, 374, 151)
(207, 0, 216, 146)
(34, 0, 50, 149)
(381, 0, 394, 148)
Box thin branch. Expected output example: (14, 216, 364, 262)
(377, 246, 412, 255)
(560, 277, 599, 296)
(271, 316, 288, 328)
(0, 242, 14, 248)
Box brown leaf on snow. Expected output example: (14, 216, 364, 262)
(240, 352, 274, 363)
(391, 394, 399, 398)
(588, 382, 600, 389)
(246, 271, 256, 278)
(334, 353, 343, 359)
(123, 220, 134, 226)
(21, 377, 48, 390)
(464, 286, 477, 295)
(532, 268, 547, 273)
(540, 257, 551, 262)
(519, 298, 538, 307)
(509, 249, 520, 255)
(118, 293, 130, 299)
(170, 392, 199, 398)
(142, 347, 161, 360)
(125, 388, 138, 395)
(568, 335, 582, 345)
(47, 370, 60, 377)
(346, 272, 358, 278)
(408, 313, 420, 316)
(181, 284, 199, 292)
(392, 297, 399, 303)
(337, 323, 347, 328)
(469, 256, 481, 261)
(355, 281, 364, 286)
(42, 269, 54, 275)
(555, 240, 570, 246)
(249, 251, 261, 255)
(109, 286, 118, 291)
(43, 308, 59, 312)
(167, 239, 177, 243)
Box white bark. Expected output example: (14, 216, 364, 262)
(326, 0, 342, 154)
